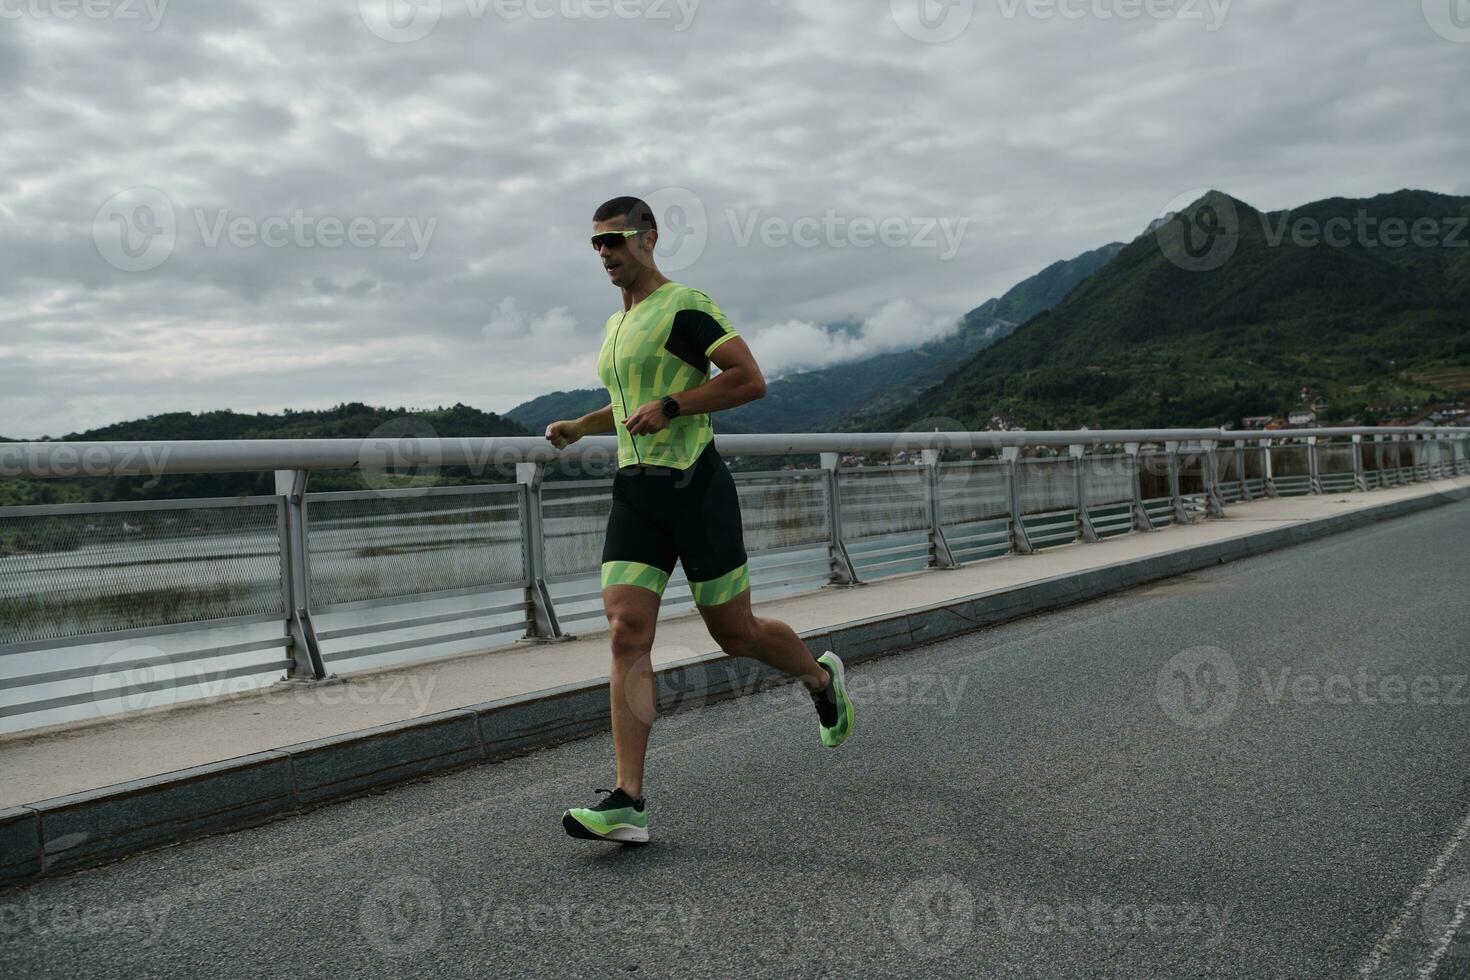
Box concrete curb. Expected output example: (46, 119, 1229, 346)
(3, 484, 1466, 888)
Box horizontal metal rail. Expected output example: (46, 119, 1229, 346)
(6, 427, 1468, 479)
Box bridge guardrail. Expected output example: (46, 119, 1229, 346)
(2, 426, 1467, 733)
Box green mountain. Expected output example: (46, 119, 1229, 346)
(1, 402, 531, 506)
(878, 189, 1470, 431)
(505, 241, 1124, 435)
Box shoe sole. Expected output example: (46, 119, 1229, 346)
(562, 811, 650, 844)
(820, 651, 854, 747)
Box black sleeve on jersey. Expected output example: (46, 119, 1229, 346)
(664, 308, 730, 372)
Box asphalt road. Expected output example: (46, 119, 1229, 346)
(4, 502, 1470, 979)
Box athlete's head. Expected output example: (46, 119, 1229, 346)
(592, 196, 659, 289)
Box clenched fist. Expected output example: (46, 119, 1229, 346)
(544, 420, 583, 449)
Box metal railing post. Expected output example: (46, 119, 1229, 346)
(1070, 444, 1099, 542)
(1374, 434, 1389, 486)
(1307, 436, 1323, 494)
(1458, 435, 1469, 476)
(1165, 440, 1189, 523)
(274, 468, 327, 681)
(820, 452, 860, 585)
(1202, 440, 1226, 517)
(1262, 440, 1278, 497)
(922, 448, 958, 568)
(515, 462, 567, 642)
(1003, 446, 1036, 553)
(1352, 434, 1367, 492)
(1127, 442, 1155, 532)
(1236, 439, 1253, 501)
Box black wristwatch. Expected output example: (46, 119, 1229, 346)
(660, 395, 681, 419)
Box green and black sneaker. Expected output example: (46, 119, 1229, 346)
(811, 651, 854, 748)
(562, 788, 649, 844)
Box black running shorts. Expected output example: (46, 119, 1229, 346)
(600, 441, 750, 605)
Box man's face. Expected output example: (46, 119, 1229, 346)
(592, 214, 657, 289)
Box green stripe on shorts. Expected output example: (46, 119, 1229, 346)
(600, 560, 671, 596)
(690, 562, 750, 607)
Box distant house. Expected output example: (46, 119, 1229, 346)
(1264, 418, 1290, 431)
(987, 413, 1018, 431)
(1240, 415, 1274, 430)
(1286, 410, 1316, 427)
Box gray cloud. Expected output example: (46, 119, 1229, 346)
(1, 0, 1467, 437)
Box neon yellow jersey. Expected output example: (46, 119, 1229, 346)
(596, 282, 740, 470)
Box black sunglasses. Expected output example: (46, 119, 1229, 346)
(590, 229, 643, 251)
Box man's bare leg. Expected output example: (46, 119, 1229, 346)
(602, 583, 662, 801)
(696, 588, 830, 694)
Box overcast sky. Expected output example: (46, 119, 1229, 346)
(2, 0, 1467, 438)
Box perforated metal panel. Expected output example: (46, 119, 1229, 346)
(1243, 447, 1267, 481)
(1178, 452, 1205, 495)
(0, 501, 285, 646)
(938, 462, 1009, 525)
(1217, 450, 1242, 484)
(1138, 453, 1171, 500)
(1080, 455, 1135, 506)
(1271, 445, 1309, 477)
(1319, 444, 1356, 476)
(1016, 458, 1076, 515)
(540, 480, 613, 578)
(306, 487, 526, 607)
(838, 467, 929, 540)
(734, 472, 828, 553)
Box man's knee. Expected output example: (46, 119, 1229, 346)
(607, 609, 655, 660)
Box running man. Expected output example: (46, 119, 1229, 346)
(544, 196, 855, 844)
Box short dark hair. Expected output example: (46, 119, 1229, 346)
(593, 196, 656, 233)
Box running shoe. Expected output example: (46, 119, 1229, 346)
(562, 788, 649, 843)
(811, 651, 854, 748)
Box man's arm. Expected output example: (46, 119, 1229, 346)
(621, 338, 766, 435)
(575, 403, 616, 434)
(666, 336, 765, 414)
(545, 404, 614, 448)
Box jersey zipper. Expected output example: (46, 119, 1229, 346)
(610, 309, 642, 465)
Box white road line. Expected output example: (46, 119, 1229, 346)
(1358, 807, 1470, 977)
